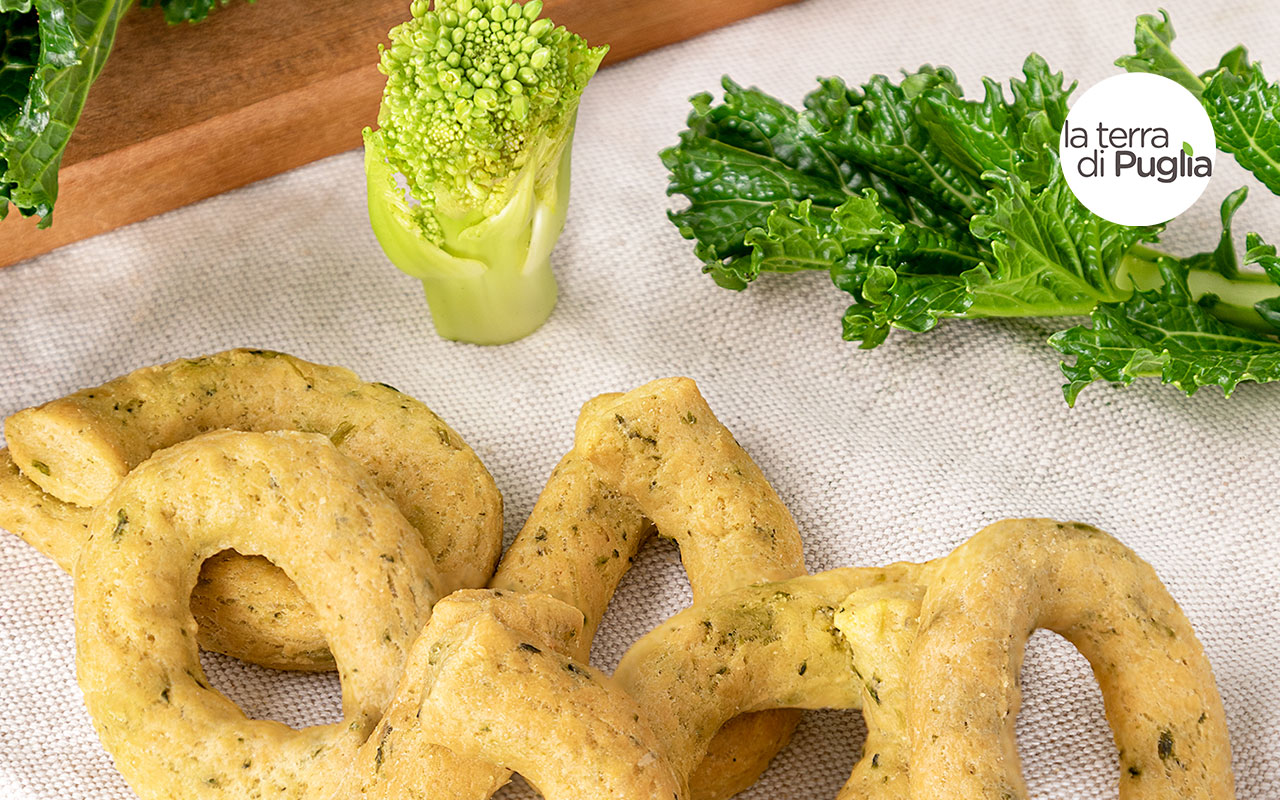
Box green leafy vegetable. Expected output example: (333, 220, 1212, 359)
(664, 37, 1280, 403)
(1, 0, 127, 225)
(364, 0, 607, 345)
(138, 0, 241, 24)
(662, 78, 867, 289)
(965, 164, 1156, 318)
(1120, 9, 1280, 195)
(801, 68, 987, 216)
(1, 0, 247, 226)
(1051, 247, 1280, 404)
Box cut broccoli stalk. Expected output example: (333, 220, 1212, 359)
(364, 121, 572, 344)
(363, 0, 607, 345)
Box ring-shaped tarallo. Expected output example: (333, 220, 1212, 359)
(76, 430, 683, 800)
(75, 431, 439, 798)
(491, 377, 808, 799)
(3, 349, 503, 670)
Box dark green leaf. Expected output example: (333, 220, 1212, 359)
(1, 0, 131, 225)
(825, 191, 978, 345)
(1244, 232, 1280, 330)
(1050, 258, 1280, 404)
(919, 54, 1072, 185)
(0, 9, 38, 127)
(665, 36, 1280, 403)
(801, 67, 988, 216)
(662, 78, 869, 280)
(1180, 186, 1248, 279)
(841, 268, 971, 347)
(1, 0, 250, 224)
(1200, 54, 1280, 195)
(1119, 11, 1280, 195)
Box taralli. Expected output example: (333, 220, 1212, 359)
(1, 447, 340, 670)
(76, 429, 680, 800)
(616, 519, 1234, 800)
(615, 566, 917, 795)
(1, 349, 503, 670)
(491, 379, 807, 799)
(0, 368, 1236, 800)
(907, 518, 1233, 800)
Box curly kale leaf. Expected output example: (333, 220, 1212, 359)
(660, 78, 867, 288)
(917, 53, 1071, 185)
(802, 67, 988, 216)
(1050, 252, 1280, 404)
(667, 56, 1124, 343)
(1180, 185, 1249, 281)
(663, 67, 990, 335)
(764, 192, 978, 346)
(966, 165, 1161, 318)
(1241, 233, 1280, 332)
(1048, 191, 1280, 403)
(738, 199, 852, 282)
(1120, 10, 1280, 195)
(1114, 10, 1205, 94)
(1201, 54, 1280, 196)
(665, 36, 1280, 402)
(840, 266, 970, 348)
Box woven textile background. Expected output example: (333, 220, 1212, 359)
(1, 0, 1278, 797)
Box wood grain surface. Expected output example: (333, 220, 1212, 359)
(0, 0, 799, 268)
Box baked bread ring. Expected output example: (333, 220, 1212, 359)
(615, 520, 1233, 800)
(75, 430, 438, 799)
(908, 518, 1233, 800)
(11, 367, 1233, 799)
(492, 378, 807, 800)
(2, 349, 503, 670)
(1, 447, 332, 669)
(615, 566, 920, 794)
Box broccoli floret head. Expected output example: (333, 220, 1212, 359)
(364, 0, 607, 345)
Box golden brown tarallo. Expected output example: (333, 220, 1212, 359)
(1, 349, 503, 670)
(491, 378, 808, 799)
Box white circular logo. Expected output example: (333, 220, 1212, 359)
(1059, 72, 1215, 226)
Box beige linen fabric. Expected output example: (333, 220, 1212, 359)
(0, 0, 1277, 797)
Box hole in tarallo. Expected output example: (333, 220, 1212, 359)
(1016, 629, 1116, 796)
(743, 707, 868, 799)
(193, 550, 343, 730)
(590, 534, 691, 673)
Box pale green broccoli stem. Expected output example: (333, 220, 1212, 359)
(1116, 244, 1280, 332)
(365, 128, 572, 344)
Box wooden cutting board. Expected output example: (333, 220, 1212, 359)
(0, 0, 799, 268)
